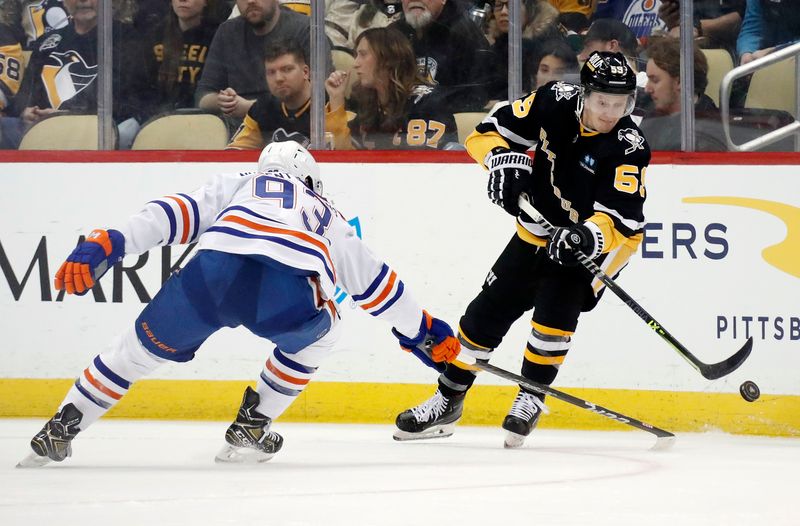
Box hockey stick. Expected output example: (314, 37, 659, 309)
(517, 193, 753, 380)
(455, 357, 675, 450)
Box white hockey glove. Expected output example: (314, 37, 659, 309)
(485, 147, 532, 216)
(546, 222, 604, 267)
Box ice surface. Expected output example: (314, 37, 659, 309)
(1, 420, 797, 525)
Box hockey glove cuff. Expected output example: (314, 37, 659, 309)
(546, 222, 604, 267)
(485, 147, 532, 216)
(393, 311, 461, 372)
(55, 229, 126, 295)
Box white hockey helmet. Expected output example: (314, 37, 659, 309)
(258, 140, 323, 195)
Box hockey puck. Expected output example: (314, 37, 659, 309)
(739, 380, 760, 402)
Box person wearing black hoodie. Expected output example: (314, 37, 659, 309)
(390, 0, 495, 112)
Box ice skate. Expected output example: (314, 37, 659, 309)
(393, 389, 464, 441)
(502, 389, 547, 448)
(215, 386, 283, 463)
(17, 404, 83, 468)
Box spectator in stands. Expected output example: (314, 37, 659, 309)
(658, 0, 744, 53)
(533, 37, 578, 88)
(640, 35, 726, 150)
(343, 0, 405, 51)
(227, 39, 313, 149)
(487, 0, 561, 100)
(591, 0, 666, 42)
(390, 0, 495, 112)
(0, 0, 71, 139)
(577, 18, 639, 66)
(227, 0, 309, 18)
(736, 0, 800, 65)
(140, 0, 221, 120)
(134, 0, 233, 32)
(5, 0, 145, 148)
(195, 0, 320, 125)
(324, 27, 457, 149)
(280, 0, 309, 15)
(547, 0, 596, 33)
(0, 25, 24, 115)
(324, 0, 361, 50)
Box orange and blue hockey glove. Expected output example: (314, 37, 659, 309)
(393, 311, 461, 372)
(54, 229, 125, 295)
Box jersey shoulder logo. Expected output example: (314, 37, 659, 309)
(550, 81, 580, 101)
(39, 33, 61, 51)
(618, 128, 645, 155)
(410, 83, 434, 104)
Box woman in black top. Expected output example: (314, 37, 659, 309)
(325, 27, 457, 150)
(141, 0, 221, 118)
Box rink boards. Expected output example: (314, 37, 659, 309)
(0, 155, 798, 435)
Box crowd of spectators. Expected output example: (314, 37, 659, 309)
(0, 0, 797, 151)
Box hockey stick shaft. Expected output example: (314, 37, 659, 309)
(456, 358, 675, 448)
(517, 193, 752, 380)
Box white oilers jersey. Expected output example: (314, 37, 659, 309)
(118, 169, 423, 337)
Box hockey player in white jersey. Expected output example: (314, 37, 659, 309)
(18, 141, 461, 467)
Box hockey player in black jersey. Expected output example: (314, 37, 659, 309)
(394, 51, 651, 448)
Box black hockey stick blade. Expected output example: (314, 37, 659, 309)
(456, 358, 675, 450)
(698, 337, 753, 380)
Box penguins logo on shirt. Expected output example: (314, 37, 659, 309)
(551, 81, 580, 101)
(40, 50, 98, 108)
(618, 128, 645, 155)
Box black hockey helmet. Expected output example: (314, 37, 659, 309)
(580, 51, 637, 96)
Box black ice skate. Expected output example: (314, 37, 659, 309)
(17, 403, 83, 468)
(502, 389, 547, 449)
(215, 386, 283, 463)
(393, 389, 465, 441)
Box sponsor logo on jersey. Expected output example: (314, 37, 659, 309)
(551, 81, 580, 101)
(617, 128, 645, 155)
(579, 154, 597, 174)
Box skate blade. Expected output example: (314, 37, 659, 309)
(214, 444, 276, 464)
(503, 431, 528, 449)
(392, 423, 456, 442)
(16, 451, 52, 468)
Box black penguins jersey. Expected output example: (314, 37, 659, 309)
(0, 28, 23, 111)
(327, 84, 457, 150)
(0, 0, 68, 48)
(227, 93, 310, 150)
(17, 22, 143, 121)
(466, 80, 650, 294)
(469, 80, 649, 246)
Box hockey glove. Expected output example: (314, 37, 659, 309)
(486, 147, 532, 216)
(55, 229, 125, 295)
(546, 222, 604, 267)
(393, 311, 461, 372)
